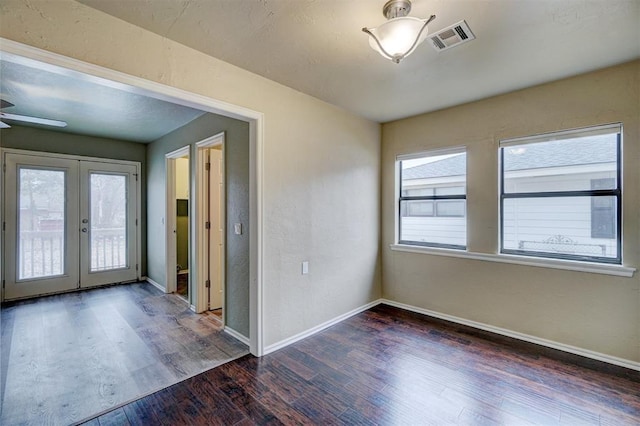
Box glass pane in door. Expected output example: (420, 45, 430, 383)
(90, 173, 128, 271)
(18, 168, 66, 280)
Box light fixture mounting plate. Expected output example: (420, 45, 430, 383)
(383, 0, 412, 19)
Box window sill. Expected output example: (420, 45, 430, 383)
(389, 244, 636, 277)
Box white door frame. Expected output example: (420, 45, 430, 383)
(194, 133, 225, 315)
(165, 145, 190, 296)
(3, 152, 80, 299)
(1, 148, 142, 300)
(0, 38, 264, 356)
(79, 160, 139, 288)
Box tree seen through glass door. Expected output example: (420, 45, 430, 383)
(90, 173, 128, 271)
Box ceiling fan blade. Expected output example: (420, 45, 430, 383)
(0, 121, 11, 129)
(0, 112, 67, 128)
(0, 99, 15, 109)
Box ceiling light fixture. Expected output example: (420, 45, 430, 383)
(362, 0, 436, 64)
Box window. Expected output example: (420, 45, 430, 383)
(398, 149, 466, 249)
(500, 124, 621, 264)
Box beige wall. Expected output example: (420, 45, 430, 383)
(175, 157, 189, 200)
(382, 60, 640, 363)
(0, 0, 381, 348)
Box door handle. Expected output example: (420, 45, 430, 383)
(82, 228, 88, 233)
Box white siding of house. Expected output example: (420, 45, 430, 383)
(504, 167, 615, 193)
(401, 166, 617, 257)
(400, 177, 467, 247)
(502, 197, 616, 257)
(401, 216, 466, 247)
(502, 169, 617, 258)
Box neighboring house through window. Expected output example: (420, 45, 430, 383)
(591, 178, 616, 239)
(397, 148, 467, 249)
(499, 124, 621, 264)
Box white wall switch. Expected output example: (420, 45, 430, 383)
(234, 223, 242, 235)
(302, 261, 309, 275)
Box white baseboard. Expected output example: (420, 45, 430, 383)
(381, 299, 640, 372)
(225, 326, 250, 346)
(143, 277, 167, 293)
(263, 299, 383, 356)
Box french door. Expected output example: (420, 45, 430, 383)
(3, 152, 139, 300)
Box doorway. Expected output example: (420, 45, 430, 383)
(165, 146, 190, 303)
(165, 136, 225, 317)
(174, 155, 190, 302)
(3, 39, 263, 355)
(196, 133, 225, 319)
(2, 150, 140, 300)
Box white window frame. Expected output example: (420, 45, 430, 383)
(390, 125, 635, 278)
(396, 147, 467, 250)
(499, 123, 622, 265)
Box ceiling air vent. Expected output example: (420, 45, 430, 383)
(430, 20, 475, 52)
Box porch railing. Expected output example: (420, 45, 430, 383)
(19, 230, 64, 279)
(19, 228, 127, 279)
(90, 228, 127, 272)
(518, 234, 607, 256)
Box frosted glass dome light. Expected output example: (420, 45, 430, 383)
(363, 0, 435, 64)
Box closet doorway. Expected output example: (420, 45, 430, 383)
(165, 146, 190, 303)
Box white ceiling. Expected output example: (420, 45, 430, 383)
(76, 0, 640, 123)
(0, 56, 206, 142)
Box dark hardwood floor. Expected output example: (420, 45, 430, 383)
(86, 304, 639, 425)
(0, 282, 248, 425)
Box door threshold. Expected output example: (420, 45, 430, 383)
(1, 280, 140, 303)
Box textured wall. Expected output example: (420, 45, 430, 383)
(0, 125, 148, 275)
(382, 60, 640, 362)
(0, 0, 380, 348)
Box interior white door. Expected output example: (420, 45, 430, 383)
(3, 152, 139, 300)
(209, 148, 224, 310)
(3, 153, 80, 299)
(79, 161, 138, 288)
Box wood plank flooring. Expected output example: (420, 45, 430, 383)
(0, 282, 248, 425)
(87, 304, 639, 425)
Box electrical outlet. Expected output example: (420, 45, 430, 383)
(302, 261, 309, 275)
(234, 223, 242, 235)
